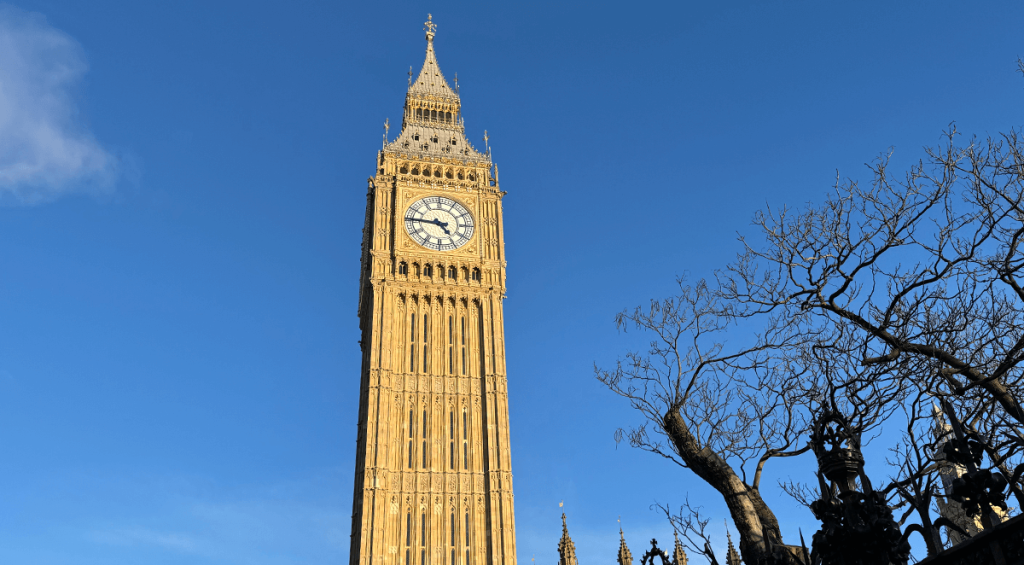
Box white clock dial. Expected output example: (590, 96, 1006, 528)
(404, 196, 475, 251)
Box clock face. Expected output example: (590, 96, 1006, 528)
(404, 196, 475, 251)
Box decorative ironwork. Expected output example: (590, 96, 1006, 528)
(939, 400, 1009, 524)
(808, 407, 911, 565)
(641, 539, 671, 565)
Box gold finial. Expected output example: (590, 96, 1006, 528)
(408, 66, 412, 86)
(382, 118, 389, 148)
(483, 130, 489, 153)
(559, 500, 564, 508)
(424, 13, 436, 40)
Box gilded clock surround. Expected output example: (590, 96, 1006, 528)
(349, 14, 517, 565)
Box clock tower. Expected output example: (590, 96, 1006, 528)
(349, 15, 517, 565)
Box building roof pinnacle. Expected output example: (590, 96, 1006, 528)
(672, 532, 688, 565)
(409, 13, 458, 101)
(558, 512, 579, 565)
(617, 525, 634, 565)
(385, 15, 489, 164)
(725, 531, 742, 565)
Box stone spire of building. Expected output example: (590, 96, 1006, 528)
(558, 513, 579, 565)
(725, 531, 742, 565)
(672, 532, 688, 565)
(387, 13, 488, 163)
(617, 525, 634, 565)
(408, 13, 458, 101)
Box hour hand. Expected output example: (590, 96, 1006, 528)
(406, 217, 451, 235)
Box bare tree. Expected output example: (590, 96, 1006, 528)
(600, 120, 1024, 563)
(722, 127, 1024, 427)
(596, 278, 829, 564)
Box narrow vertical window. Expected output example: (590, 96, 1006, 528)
(489, 311, 496, 374)
(406, 512, 412, 545)
(421, 512, 427, 565)
(449, 411, 455, 470)
(451, 512, 456, 547)
(465, 511, 471, 565)
(463, 409, 469, 470)
(410, 314, 417, 373)
(423, 314, 430, 373)
(448, 316, 454, 374)
(478, 312, 486, 378)
(408, 409, 414, 469)
(406, 512, 413, 565)
(460, 317, 466, 375)
(422, 409, 428, 469)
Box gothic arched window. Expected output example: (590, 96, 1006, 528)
(448, 266, 457, 280)
(398, 262, 408, 275)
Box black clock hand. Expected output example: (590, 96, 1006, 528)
(433, 219, 451, 235)
(405, 216, 451, 235)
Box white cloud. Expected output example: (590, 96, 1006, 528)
(0, 4, 116, 204)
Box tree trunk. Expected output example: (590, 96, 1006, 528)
(664, 408, 800, 565)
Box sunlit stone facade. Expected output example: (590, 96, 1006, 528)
(349, 15, 517, 565)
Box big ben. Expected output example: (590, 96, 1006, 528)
(349, 14, 518, 565)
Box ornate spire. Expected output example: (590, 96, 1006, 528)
(672, 532, 688, 565)
(408, 13, 457, 101)
(725, 531, 742, 565)
(617, 526, 634, 565)
(387, 15, 489, 163)
(558, 513, 579, 565)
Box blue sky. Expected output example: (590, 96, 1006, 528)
(0, 1, 1022, 563)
